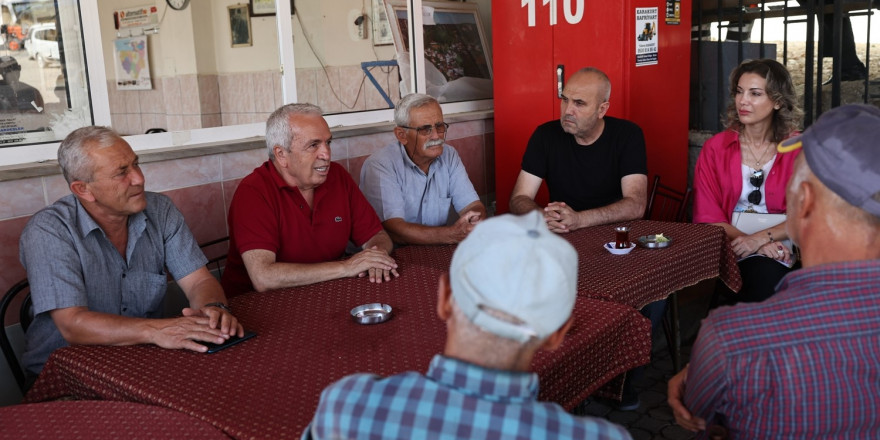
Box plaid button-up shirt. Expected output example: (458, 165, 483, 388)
(305, 354, 632, 439)
(686, 260, 880, 439)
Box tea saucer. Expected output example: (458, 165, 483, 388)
(604, 242, 635, 255)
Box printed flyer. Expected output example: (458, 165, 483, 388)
(635, 7, 658, 67)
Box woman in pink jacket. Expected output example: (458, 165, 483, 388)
(693, 59, 802, 303)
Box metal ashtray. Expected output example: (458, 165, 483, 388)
(638, 235, 673, 249)
(350, 303, 393, 325)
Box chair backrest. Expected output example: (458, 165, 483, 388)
(1, 279, 32, 393)
(644, 175, 693, 223)
(200, 236, 229, 279)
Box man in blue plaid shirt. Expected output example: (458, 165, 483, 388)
(303, 211, 631, 439)
(668, 104, 880, 439)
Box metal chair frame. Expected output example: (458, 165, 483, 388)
(200, 236, 229, 278)
(644, 175, 693, 373)
(1, 279, 32, 393)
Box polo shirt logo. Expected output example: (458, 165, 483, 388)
(335, 216, 342, 222)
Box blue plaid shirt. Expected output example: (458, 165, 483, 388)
(304, 354, 631, 439)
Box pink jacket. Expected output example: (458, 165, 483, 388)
(693, 130, 801, 224)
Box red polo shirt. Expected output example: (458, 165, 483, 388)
(221, 161, 383, 296)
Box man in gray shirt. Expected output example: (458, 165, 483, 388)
(360, 93, 487, 245)
(19, 126, 243, 385)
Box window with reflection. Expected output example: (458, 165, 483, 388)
(384, 0, 492, 103)
(0, 0, 496, 152)
(0, 0, 90, 147)
(291, 0, 491, 113)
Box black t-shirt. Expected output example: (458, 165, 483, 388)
(521, 117, 648, 212)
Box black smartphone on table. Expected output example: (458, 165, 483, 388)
(202, 330, 257, 353)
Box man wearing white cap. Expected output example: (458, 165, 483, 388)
(668, 104, 880, 438)
(304, 211, 631, 439)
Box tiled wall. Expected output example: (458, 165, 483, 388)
(0, 118, 494, 317)
(108, 66, 400, 135)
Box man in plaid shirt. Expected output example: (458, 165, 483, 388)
(668, 104, 880, 438)
(303, 211, 631, 439)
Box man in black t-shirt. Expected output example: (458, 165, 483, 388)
(509, 67, 648, 234)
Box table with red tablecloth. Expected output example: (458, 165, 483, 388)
(22, 221, 740, 439)
(565, 220, 742, 309)
(0, 401, 231, 439)
(24, 243, 652, 440)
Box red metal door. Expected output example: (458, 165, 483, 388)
(492, 0, 555, 214)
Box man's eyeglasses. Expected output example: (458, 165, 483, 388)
(748, 169, 764, 205)
(399, 122, 449, 136)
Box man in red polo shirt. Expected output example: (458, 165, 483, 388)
(221, 104, 398, 297)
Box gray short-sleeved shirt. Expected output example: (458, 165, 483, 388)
(18, 192, 207, 375)
(359, 142, 479, 227)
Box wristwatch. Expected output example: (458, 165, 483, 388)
(203, 302, 230, 312)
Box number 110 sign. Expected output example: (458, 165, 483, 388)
(522, 0, 584, 27)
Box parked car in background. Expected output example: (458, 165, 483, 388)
(1, 0, 56, 52)
(25, 22, 56, 67)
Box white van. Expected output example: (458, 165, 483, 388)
(24, 22, 57, 67)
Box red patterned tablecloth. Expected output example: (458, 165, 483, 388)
(565, 220, 742, 309)
(0, 401, 230, 439)
(24, 244, 650, 440)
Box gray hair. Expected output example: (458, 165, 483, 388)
(574, 67, 611, 102)
(792, 157, 880, 228)
(394, 93, 439, 127)
(57, 126, 124, 184)
(451, 296, 542, 349)
(265, 103, 324, 159)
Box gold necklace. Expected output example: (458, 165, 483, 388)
(742, 135, 773, 169)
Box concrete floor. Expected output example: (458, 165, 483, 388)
(572, 279, 719, 440)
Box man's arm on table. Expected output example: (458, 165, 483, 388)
(176, 266, 244, 337)
(359, 229, 399, 281)
(49, 268, 244, 353)
(509, 170, 544, 214)
(241, 230, 398, 292)
(383, 200, 487, 245)
(545, 173, 648, 233)
(49, 303, 230, 354)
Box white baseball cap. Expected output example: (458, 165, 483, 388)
(450, 211, 578, 342)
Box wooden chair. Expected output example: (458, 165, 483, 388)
(1, 279, 32, 393)
(644, 175, 693, 372)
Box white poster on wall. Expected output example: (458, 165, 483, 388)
(635, 7, 658, 67)
(113, 36, 152, 90)
(115, 5, 159, 30)
(371, 0, 393, 45)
